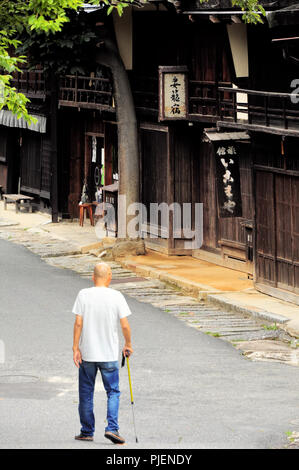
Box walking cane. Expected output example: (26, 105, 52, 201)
(122, 351, 138, 443)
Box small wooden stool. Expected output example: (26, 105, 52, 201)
(79, 203, 94, 227)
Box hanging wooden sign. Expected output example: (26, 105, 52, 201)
(159, 66, 188, 121)
(214, 141, 243, 218)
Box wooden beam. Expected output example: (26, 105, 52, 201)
(231, 15, 242, 24)
(255, 282, 299, 306)
(209, 15, 220, 23)
(217, 120, 299, 137)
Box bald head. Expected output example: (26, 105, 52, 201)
(93, 262, 112, 286)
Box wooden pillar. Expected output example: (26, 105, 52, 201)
(50, 72, 59, 223)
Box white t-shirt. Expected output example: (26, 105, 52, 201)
(72, 287, 132, 362)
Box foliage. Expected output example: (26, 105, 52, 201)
(200, 0, 266, 24)
(0, 1, 105, 122)
(0, 0, 263, 123)
(18, 10, 101, 76)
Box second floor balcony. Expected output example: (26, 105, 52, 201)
(11, 69, 115, 114)
(11, 69, 46, 100)
(217, 87, 299, 136)
(11, 69, 299, 136)
(131, 73, 299, 136)
(59, 74, 115, 112)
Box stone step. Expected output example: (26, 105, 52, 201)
(164, 305, 211, 309)
(196, 326, 263, 334)
(184, 319, 259, 326)
(173, 312, 246, 318)
(122, 289, 181, 295)
(221, 330, 281, 341)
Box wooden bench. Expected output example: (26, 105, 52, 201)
(3, 194, 34, 213)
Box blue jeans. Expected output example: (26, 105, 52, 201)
(78, 360, 120, 436)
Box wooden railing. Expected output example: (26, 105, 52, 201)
(59, 74, 115, 112)
(131, 76, 234, 121)
(13, 69, 299, 135)
(218, 87, 299, 134)
(11, 69, 46, 99)
(130, 75, 159, 114)
(11, 69, 115, 111)
(189, 80, 232, 121)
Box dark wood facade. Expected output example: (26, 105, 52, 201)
(131, 8, 254, 271)
(0, 125, 51, 204)
(130, 3, 299, 303)
(253, 135, 299, 302)
(0, 63, 116, 218)
(1, 2, 299, 302)
(57, 108, 117, 218)
(140, 122, 199, 254)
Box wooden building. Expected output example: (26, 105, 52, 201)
(0, 71, 50, 202)
(0, 46, 118, 218)
(128, 0, 299, 304)
(1, 0, 299, 304)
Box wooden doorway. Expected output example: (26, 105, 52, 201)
(255, 169, 299, 295)
(84, 133, 104, 203)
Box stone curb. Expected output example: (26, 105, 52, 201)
(207, 294, 290, 325)
(118, 259, 222, 298)
(117, 258, 294, 328)
(41, 249, 81, 258)
(80, 242, 104, 254)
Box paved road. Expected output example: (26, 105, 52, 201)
(1, 238, 299, 449)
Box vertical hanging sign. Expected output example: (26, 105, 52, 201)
(214, 142, 243, 218)
(159, 66, 188, 121)
(92, 136, 97, 163)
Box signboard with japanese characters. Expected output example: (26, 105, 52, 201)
(215, 142, 242, 218)
(159, 66, 188, 121)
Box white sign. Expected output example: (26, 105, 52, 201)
(164, 73, 187, 118)
(92, 136, 97, 163)
(159, 66, 188, 121)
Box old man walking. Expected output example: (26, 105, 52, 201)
(72, 262, 133, 444)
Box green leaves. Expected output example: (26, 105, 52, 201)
(232, 0, 266, 24)
(200, 0, 266, 24)
(0, 74, 37, 124)
(0, 0, 264, 123)
(103, 0, 136, 17)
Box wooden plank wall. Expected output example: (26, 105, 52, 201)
(141, 127, 168, 221)
(254, 135, 299, 294)
(172, 124, 200, 251)
(41, 135, 51, 198)
(20, 132, 42, 193)
(58, 109, 106, 218)
(133, 13, 233, 86)
(199, 141, 219, 251)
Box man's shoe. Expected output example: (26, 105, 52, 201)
(75, 433, 94, 441)
(104, 430, 125, 444)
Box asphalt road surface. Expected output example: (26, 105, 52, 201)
(1, 238, 299, 449)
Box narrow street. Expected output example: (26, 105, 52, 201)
(1, 236, 299, 449)
(2, 0, 299, 456)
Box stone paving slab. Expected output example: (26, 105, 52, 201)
(0, 219, 19, 227)
(235, 340, 299, 366)
(221, 330, 281, 342)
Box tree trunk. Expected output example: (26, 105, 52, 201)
(95, 27, 139, 238)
